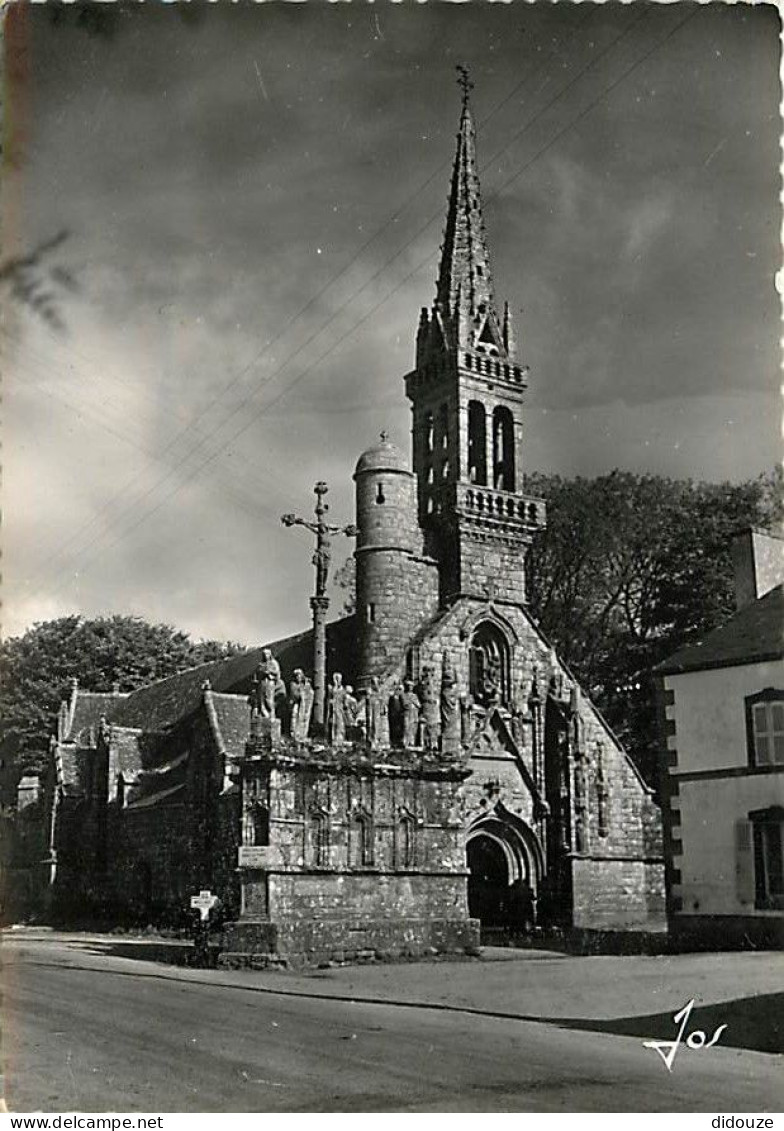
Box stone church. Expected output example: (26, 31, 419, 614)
(39, 82, 664, 963)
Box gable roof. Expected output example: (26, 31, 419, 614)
(206, 692, 250, 761)
(65, 690, 128, 744)
(659, 585, 784, 675)
(57, 616, 358, 740)
(107, 726, 145, 781)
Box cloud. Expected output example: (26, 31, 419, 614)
(5, 2, 779, 645)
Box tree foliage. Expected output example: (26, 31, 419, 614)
(336, 468, 781, 788)
(332, 555, 356, 616)
(0, 616, 243, 776)
(524, 468, 782, 788)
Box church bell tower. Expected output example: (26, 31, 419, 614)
(404, 68, 546, 606)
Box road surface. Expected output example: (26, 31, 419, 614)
(2, 936, 780, 1112)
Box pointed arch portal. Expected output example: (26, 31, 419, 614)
(466, 810, 542, 932)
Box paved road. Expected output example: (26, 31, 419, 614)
(2, 938, 780, 1112)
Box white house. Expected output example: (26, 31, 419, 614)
(658, 530, 783, 948)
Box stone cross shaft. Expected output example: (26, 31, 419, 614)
(281, 481, 357, 730)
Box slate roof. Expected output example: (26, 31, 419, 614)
(659, 585, 784, 675)
(108, 727, 145, 780)
(66, 690, 128, 744)
(107, 615, 357, 734)
(54, 616, 357, 758)
(208, 693, 251, 760)
(56, 745, 91, 796)
(126, 752, 188, 809)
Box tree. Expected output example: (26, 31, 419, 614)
(333, 555, 356, 615)
(524, 468, 781, 787)
(0, 616, 243, 777)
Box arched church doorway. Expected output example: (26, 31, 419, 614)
(466, 813, 540, 936)
(467, 835, 510, 927)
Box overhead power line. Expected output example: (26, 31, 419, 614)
(15, 9, 602, 595)
(21, 7, 696, 608)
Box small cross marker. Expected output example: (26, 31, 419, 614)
(190, 889, 218, 922)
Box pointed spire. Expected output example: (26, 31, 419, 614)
(435, 66, 497, 343)
(503, 301, 516, 356)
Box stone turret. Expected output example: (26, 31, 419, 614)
(354, 433, 439, 689)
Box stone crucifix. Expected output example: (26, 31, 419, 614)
(282, 481, 357, 732)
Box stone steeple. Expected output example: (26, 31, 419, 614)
(432, 66, 509, 362)
(405, 69, 545, 604)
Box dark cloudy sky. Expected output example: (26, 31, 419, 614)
(4, 1, 781, 647)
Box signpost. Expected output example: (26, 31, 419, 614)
(190, 889, 219, 921)
(189, 889, 219, 967)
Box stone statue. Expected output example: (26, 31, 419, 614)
(387, 684, 405, 748)
(483, 652, 501, 706)
(460, 693, 475, 745)
(366, 677, 385, 749)
(420, 665, 440, 752)
(401, 679, 421, 748)
(345, 685, 359, 725)
(312, 543, 332, 597)
(326, 672, 347, 745)
(345, 685, 361, 739)
(289, 668, 314, 742)
(440, 654, 460, 754)
(253, 648, 282, 718)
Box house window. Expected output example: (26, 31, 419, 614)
(366, 603, 376, 624)
(375, 482, 386, 504)
(746, 690, 784, 766)
(750, 807, 784, 910)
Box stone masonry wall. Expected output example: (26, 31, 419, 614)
(458, 530, 527, 603)
(257, 765, 467, 873)
(231, 753, 478, 961)
(109, 802, 192, 922)
(571, 858, 666, 930)
(356, 548, 439, 687)
(406, 596, 664, 929)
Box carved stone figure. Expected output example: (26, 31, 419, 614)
(401, 679, 421, 748)
(345, 685, 359, 725)
(255, 648, 282, 718)
(460, 694, 475, 745)
(420, 666, 440, 752)
(387, 685, 405, 748)
(312, 543, 332, 597)
(440, 654, 460, 754)
(289, 669, 314, 742)
(366, 676, 385, 749)
(483, 652, 501, 705)
(326, 672, 347, 745)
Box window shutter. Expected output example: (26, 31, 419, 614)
(735, 819, 755, 906)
